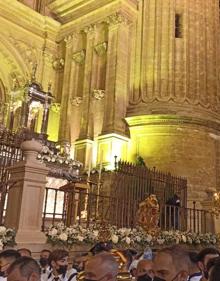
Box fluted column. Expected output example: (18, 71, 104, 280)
(78, 25, 96, 140)
(101, 13, 130, 136)
(59, 35, 73, 143)
(74, 26, 96, 167)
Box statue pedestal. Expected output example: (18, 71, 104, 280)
(5, 139, 49, 246)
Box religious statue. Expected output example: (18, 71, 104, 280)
(137, 194, 160, 234)
(212, 192, 220, 217)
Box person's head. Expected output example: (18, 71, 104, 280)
(90, 242, 113, 256)
(39, 249, 51, 268)
(18, 248, 32, 257)
(0, 249, 21, 277)
(206, 256, 220, 280)
(197, 247, 220, 280)
(188, 251, 199, 274)
(209, 260, 220, 281)
(7, 256, 41, 281)
(153, 245, 190, 281)
(85, 253, 118, 281)
(48, 249, 69, 276)
(136, 259, 154, 281)
(73, 253, 89, 272)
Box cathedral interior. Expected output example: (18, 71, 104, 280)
(1, 0, 220, 208)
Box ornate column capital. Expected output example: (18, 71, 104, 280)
(82, 24, 96, 35)
(64, 35, 73, 48)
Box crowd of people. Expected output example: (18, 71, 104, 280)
(0, 244, 220, 281)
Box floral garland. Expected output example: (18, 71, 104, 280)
(0, 226, 16, 250)
(46, 223, 219, 249)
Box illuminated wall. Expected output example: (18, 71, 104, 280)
(1, 0, 220, 203)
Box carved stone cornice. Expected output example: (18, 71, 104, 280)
(94, 42, 108, 56)
(1, 0, 60, 40)
(72, 50, 86, 65)
(71, 97, 83, 107)
(125, 114, 220, 132)
(93, 89, 105, 100)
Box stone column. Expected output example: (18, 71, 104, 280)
(5, 139, 49, 245)
(101, 13, 130, 136)
(95, 13, 131, 168)
(59, 35, 73, 143)
(78, 25, 96, 140)
(75, 25, 96, 168)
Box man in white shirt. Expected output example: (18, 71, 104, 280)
(39, 249, 52, 281)
(0, 249, 21, 280)
(43, 249, 77, 281)
(188, 252, 202, 281)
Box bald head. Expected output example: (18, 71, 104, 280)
(85, 253, 118, 281)
(153, 246, 190, 281)
(137, 260, 154, 279)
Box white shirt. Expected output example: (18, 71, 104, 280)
(188, 272, 202, 281)
(0, 277, 7, 281)
(42, 269, 77, 281)
(41, 267, 52, 281)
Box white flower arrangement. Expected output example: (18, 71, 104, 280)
(46, 223, 100, 248)
(0, 226, 16, 249)
(46, 223, 220, 249)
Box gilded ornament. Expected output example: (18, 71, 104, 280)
(137, 194, 160, 235)
(212, 192, 220, 217)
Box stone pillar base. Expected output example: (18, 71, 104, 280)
(16, 230, 46, 245)
(74, 139, 94, 169)
(96, 133, 130, 169)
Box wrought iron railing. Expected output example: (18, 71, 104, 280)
(42, 187, 212, 234)
(112, 161, 187, 208)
